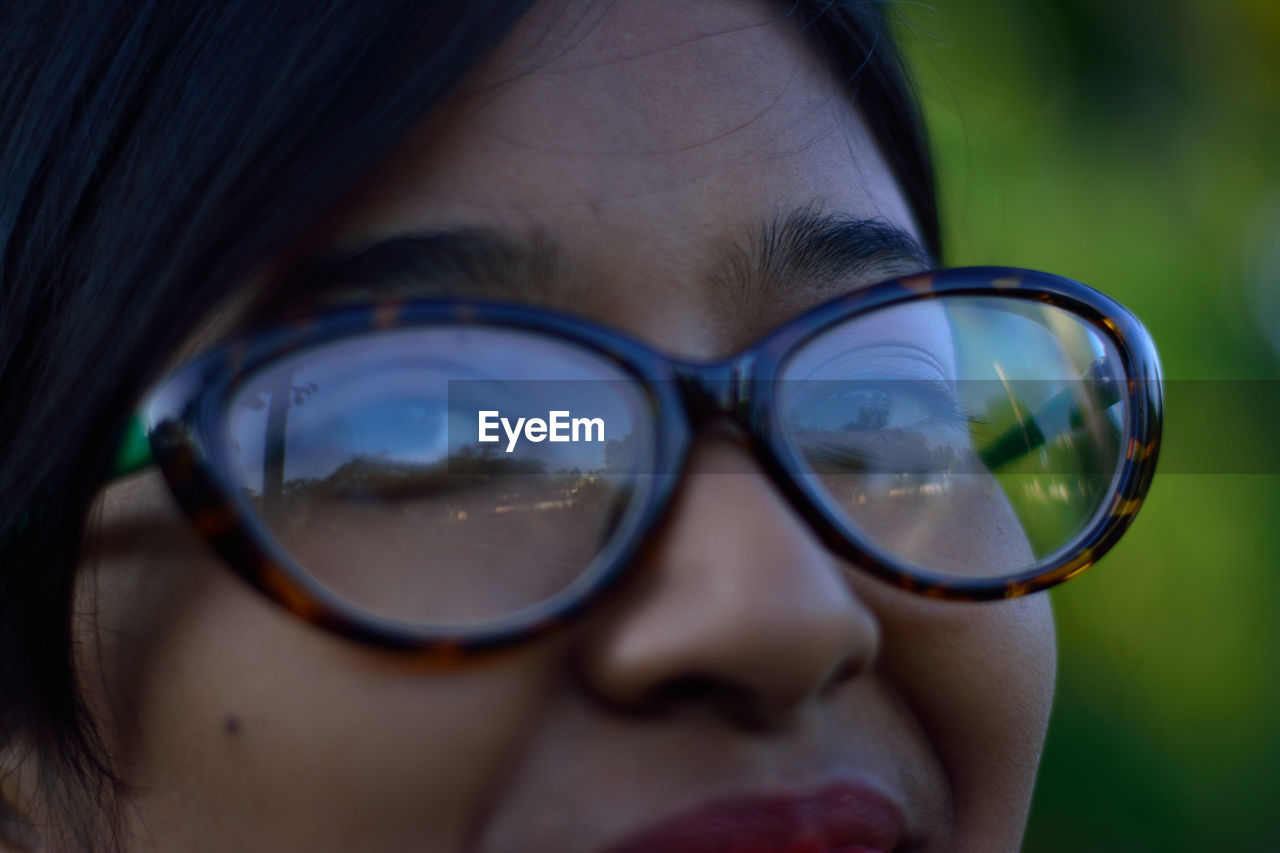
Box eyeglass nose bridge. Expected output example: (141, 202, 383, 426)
(663, 357, 841, 553)
(670, 360, 755, 428)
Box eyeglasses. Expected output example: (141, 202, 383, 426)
(123, 267, 1162, 656)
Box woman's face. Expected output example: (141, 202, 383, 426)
(76, 3, 1055, 851)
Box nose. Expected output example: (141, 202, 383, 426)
(578, 438, 880, 726)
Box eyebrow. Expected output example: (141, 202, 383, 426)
(263, 228, 573, 315)
(261, 206, 932, 319)
(707, 206, 933, 307)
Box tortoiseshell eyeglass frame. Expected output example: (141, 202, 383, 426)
(124, 266, 1162, 658)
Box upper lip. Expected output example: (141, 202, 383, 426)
(597, 780, 907, 853)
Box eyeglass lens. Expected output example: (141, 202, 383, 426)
(222, 327, 658, 627)
(778, 296, 1128, 580)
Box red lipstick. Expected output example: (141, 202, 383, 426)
(599, 782, 905, 853)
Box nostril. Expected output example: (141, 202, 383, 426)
(648, 673, 746, 711)
(825, 653, 869, 693)
(640, 675, 778, 730)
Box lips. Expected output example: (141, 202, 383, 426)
(598, 782, 905, 853)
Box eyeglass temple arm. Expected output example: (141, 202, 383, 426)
(976, 358, 1122, 471)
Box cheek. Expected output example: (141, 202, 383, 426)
(77, 475, 563, 850)
(868, 582, 1056, 846)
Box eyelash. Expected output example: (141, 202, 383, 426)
(798, 378, 976, 430)
(916, 379, 979, 429)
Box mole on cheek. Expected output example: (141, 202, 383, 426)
(223, 714, 242, 736)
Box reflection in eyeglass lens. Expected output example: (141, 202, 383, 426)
(223, 328, 654, 626)
(779, 296, 1128, 579)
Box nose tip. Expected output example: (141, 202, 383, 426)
(577, 439, 880, 726)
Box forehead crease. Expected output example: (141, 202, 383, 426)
(465, 1, 825, 156)
(507, 0, 798, 77)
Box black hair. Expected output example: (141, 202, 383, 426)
(0, 2, 937, 848)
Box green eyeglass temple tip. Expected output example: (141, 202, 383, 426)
(2, 416, 151, 548)
(110, 414, 154, 480)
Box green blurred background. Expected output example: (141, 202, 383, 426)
(896, 1, 1280, 849)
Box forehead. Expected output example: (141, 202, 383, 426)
(324, 0, 922, 355)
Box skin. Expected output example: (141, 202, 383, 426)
(38, 2, 1057, 850)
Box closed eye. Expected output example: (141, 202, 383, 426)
(785, 378, 975, 432)
(785, 379, 978, 475)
